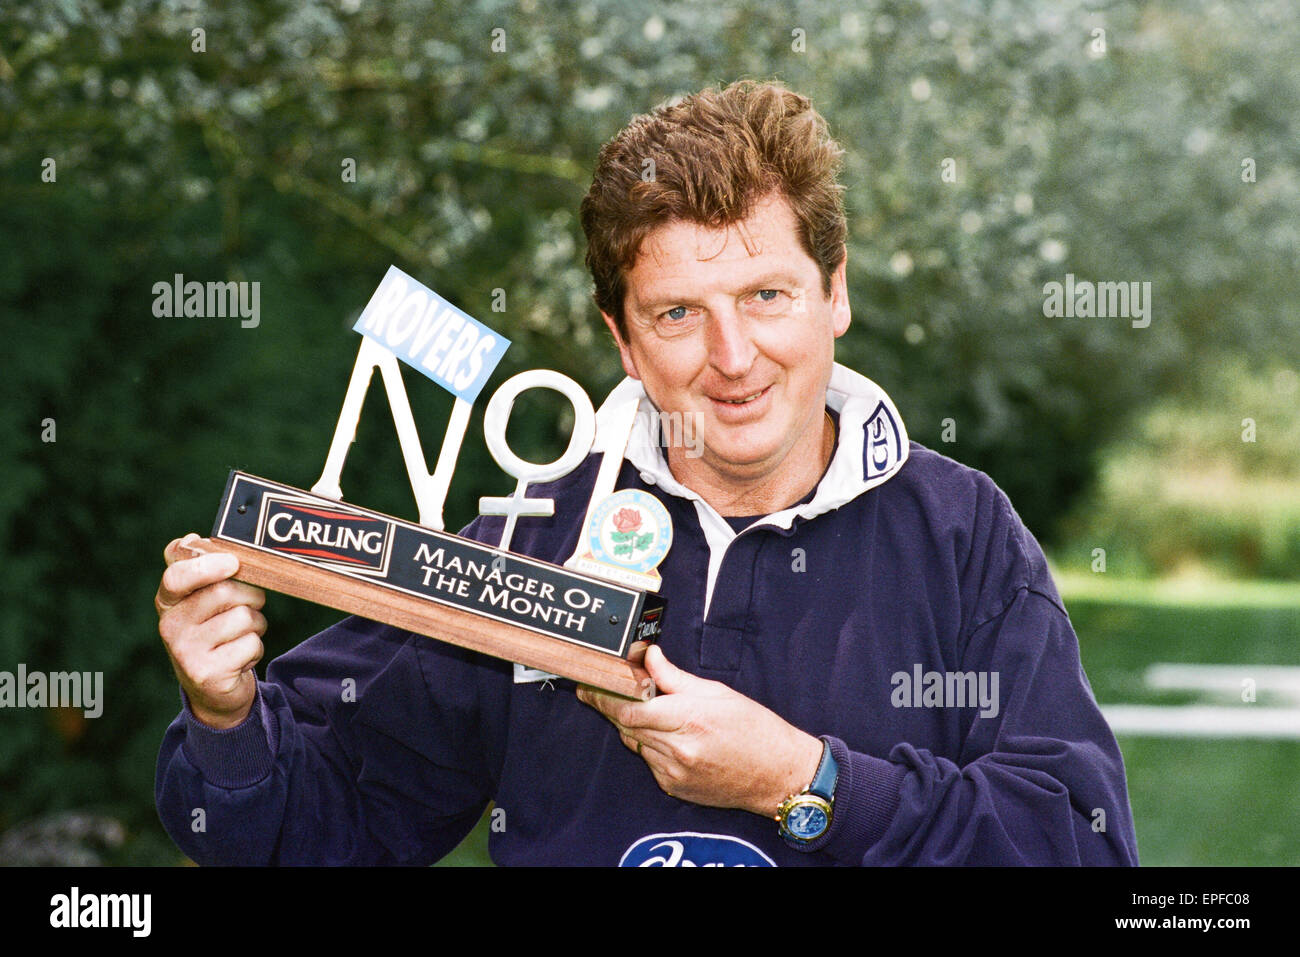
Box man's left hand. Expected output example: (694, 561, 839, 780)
(575, 645, 823, 817)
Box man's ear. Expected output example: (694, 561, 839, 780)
(600, 310, 641, 380)
(829, 255, 851, 339)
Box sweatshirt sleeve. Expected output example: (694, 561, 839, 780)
(810, 476, 1139, 866)
(154, 615, 497, 865)
(816, 589, 1138, 865)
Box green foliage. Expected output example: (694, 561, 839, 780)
(1, 0, 1298, 862)
(1056, 361, 1300, 578)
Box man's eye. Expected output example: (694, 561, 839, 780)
(755, 289, 780, 302)
(664, 306, 688, 321)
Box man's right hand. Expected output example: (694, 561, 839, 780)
(156, 533, 268, 730)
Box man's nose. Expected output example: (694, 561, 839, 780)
(704, 307, 757, 379)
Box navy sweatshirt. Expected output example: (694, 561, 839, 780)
(155, 366, 1138, 865)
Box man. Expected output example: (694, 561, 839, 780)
(155, 81, 1138, 865)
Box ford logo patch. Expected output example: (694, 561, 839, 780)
(619, 832, 776, 867)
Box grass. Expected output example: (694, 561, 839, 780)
(1055, 571, 1300, 609)
(1066, 578, 1300, 865)
(436, 810, 495, 867)
(1116, 738, 1300, 865)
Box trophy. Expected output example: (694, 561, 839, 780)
(180, 266, 668, 700)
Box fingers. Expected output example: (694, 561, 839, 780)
(576, 684, 685, 776)
(184, 577, 266, 624)
(157, 549, 240, 611)
(613, 726, 682, 798)
(195, 603, 269, 650)
(641, 643, 671, 680)
(576, 685, 694, 801)
(161, 602, 266, 726)
(575, 685, 683, 734)
(208, 631, 265, 679)
(156, 534, 267, 725)
(163, 532, 203, 567)
(161, 602, 267, 662)
(615, 722, 672, 768)
(174, 630, 264, 691)
(641, 644, 698, 695)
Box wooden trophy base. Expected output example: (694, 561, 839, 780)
(181, 537, 655, 701)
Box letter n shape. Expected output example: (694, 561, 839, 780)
(312, 337, 470, 529)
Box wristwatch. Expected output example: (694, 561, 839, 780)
(776, 737, 838, 844)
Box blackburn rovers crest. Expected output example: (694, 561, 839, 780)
(571, 488, 673, 592)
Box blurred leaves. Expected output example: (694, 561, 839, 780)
(1059, 360, 1300, 578)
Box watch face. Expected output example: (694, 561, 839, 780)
(786, 801, 829, 840)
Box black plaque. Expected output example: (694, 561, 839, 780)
(213, 471, 665, 658)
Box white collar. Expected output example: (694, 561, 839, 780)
(591, 363, 910, 612)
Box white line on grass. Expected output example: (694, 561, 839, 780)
(1102, 705, 1300, 739)
(1145, 664, 1300, 700)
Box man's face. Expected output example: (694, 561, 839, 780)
(602, 192, 850, 493)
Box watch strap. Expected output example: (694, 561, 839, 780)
(808, 736, 839, 802)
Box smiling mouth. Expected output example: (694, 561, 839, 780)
(713, 387, 768, 405)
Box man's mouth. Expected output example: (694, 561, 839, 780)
(712, 387, 768, 405)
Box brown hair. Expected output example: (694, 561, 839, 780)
(580, 80, 847, 336)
